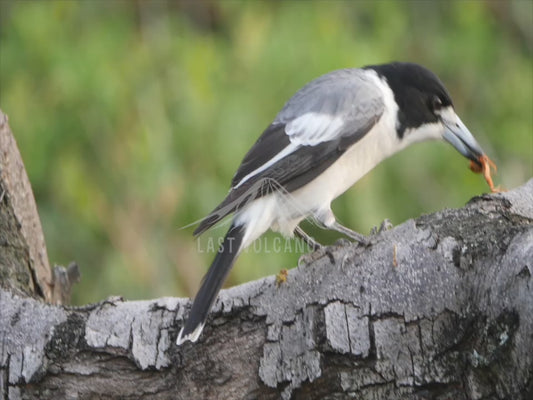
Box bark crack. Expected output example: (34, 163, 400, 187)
(2, 353, 9, 400)
(128, 317, 135, 351)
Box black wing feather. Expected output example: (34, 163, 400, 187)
(231, 123, 290, 187)
(193, 115, 379, 236)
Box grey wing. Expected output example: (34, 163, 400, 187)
(194, 68, 384, 235)
(275, 68, 385, 144)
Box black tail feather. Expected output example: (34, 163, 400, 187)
(177, 223, 245, 344)
(192, 187, 252, 236)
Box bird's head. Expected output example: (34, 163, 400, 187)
(368, 62, 485, 167)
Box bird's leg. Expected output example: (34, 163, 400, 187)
(296, 227, 329, 267)
(315, 208, 369, 247)
(294, 226, 322, 251)
(330, 221, 369, 246)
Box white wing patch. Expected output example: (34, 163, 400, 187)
(233, 112, 344, 189)
(285, 112, 344, 145)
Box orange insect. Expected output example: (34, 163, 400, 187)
(469, 155, 501, 193)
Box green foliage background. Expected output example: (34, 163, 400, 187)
(0, 1, 531, 305)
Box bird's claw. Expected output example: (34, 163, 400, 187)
(298, 246, 329, 266)
(334, 238, 352, 247)
(371, 219, 393, 235)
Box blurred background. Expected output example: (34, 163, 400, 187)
(0, 0, 531, 305)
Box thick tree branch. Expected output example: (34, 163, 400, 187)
(0, 110, 54, 302)
(1, 178, 532, 399)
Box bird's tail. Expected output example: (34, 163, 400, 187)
(176, 223, 245, 345)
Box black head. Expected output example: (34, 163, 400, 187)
(365, 62, 453, 138)
(365, 62, 485, 164)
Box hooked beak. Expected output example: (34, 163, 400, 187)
(441, 107, 485, 166)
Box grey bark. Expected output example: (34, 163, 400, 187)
(1, 180, 531, 399)
(0, 108, 532, 399)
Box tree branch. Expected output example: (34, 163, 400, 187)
(1, 177, 532, 399)
(0, 110, 54, 302)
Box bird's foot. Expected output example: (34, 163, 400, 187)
(348, 234, 370, 247)
(298, 246, 330, 266)
(334, 238, 352, 247)
(371, 218, 393, 235)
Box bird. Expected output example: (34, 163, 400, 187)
(176, 62, 487, 345)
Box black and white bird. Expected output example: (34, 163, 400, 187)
(177, 62, 487, 345)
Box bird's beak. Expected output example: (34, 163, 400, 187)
(441, 107, 485, 166)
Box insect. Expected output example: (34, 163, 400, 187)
(470, 155, 500, 193)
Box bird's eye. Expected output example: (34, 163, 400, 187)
(430, 96, 442, 111)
